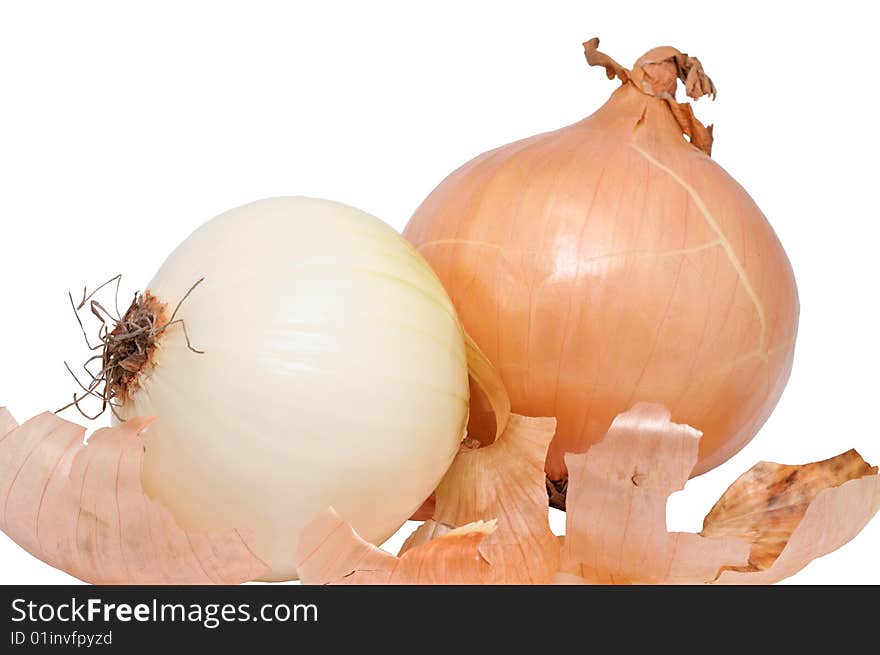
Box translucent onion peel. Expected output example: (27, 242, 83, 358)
(399, 519, 454, 551)
(297, 404, 878, 585)
(2, 402, 875, 584)
(701, 451, 880, 584)
(409, 414, 560, 583)
(558, 403, 750, 583)
(296, 508, 497, 584)
(297, 413, 560, 584)
(559, 404, 880, 584)
(404, 37, 800, 488)
(464, 330, 511, 445)
(0, 408, 268, 584)
(408, 330, 512, 520)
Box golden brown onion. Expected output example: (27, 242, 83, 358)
(404, 38, 799, 487)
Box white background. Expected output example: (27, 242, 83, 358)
(1, 1, 877, 584)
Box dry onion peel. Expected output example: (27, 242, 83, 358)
(702, 451, 880, 584)
(296, 403, 878, 585)
(8, 398, 870, 584)
(559, 403, 749, 583)
(464, 330, 511, 445)
(399, 519, 454, 552)
(0, 408, 268, 584)
(419, 414, 560, 582)
(409, 330, 512, 520)
(298, 413, 559, 584)
(295, 508, 496, 584)
(560, 404, 880, 584)
(583, 38, 716, 154)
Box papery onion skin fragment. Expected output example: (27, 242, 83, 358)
(296, 507, 496, 585)
(295, 403, 878, 585)
(399, 519, 454, 552)
(298, 412, 559, 584)
(702, 451, 880, 584)
(560, 403, 880, 585)
(559, 403, 749, 583)
(0, 409, 268, 584)
(114, 197, 470, 581)
(415, 414, 560, 583)
(404, 38, 799, 485)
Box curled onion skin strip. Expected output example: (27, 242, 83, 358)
(0, 409, 268, 584)
(299, 413, 559, 585)
(560, 404, 880, 584)
(296, 508, 496, 585)
(399, 519, 453, 553)
(300, 404, 879, 585)
(408, 331, 512, 518)
(702, 452, 880, 584)
(559, 404, 749, 583)
(6, 403, 873, 585)
(414, 413, 560, 583)
(464, 330, 511, 445)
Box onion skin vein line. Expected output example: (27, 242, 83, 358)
(417, 239, 724, 264)
(629, 139, 768, 354)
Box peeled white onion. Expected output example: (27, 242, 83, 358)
(118, 197, 469, 581)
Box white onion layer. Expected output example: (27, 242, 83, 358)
(120, 197, 469, 581)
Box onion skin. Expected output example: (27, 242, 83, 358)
(404, 42, 799, 481)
